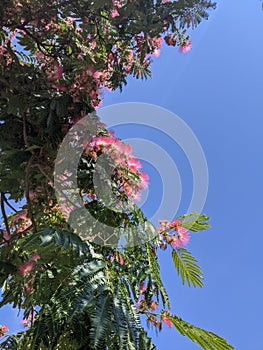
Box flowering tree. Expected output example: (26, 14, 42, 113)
(0, 1, 235, 349)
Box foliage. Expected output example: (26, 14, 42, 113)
(0, 1, 235, 350)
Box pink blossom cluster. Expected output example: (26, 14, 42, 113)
(0, 325, 8, 338)
(137, 283, 158, 310)
(10, 210, 32, 233)
(158, 219, 190, 249)
(46, 62, 63, 82)
(69, 66, 106, 108)
(18, 251, 40, 277)
(0, 41, 13, 66)
(111, 0, 125, 17)
(0, 229, 11, 243)
(109, 251, 126, 265)
(178, 40, 192, 53)
(161, 311, 172, 328)
(136, 282, 173, 330)
(84, 131, 149, 201)
(21, 311, 36, 328)
(149, 36, 163, 57)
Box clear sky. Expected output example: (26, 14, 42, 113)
(101, 1, 263, 349)
(1, 1, 263, 349)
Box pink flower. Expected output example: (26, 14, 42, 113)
(21, 319, 29, 327)
(178, 41, 192, 53)
(10, 210, 32, 233)
(161, 314, 172, 328)
(170, 219, 182, 230)
(18, 260, 34, 276)
(170, 235, 181, 249)
(111, 9, 120, 18)
(0, 325, 8, 337)
(132, 191, 141, 202)
(161, 0, 171, 3)
(53, 63, 63, 80)
(157, 220, 170, 233)
(51, 84, 67, 92)
(139, 282, 147, 294)
(30, 252, 40, 261)
(93, 71, 103, 79)
(113, 0, 124, 8)
(177, 226, 190, 246)
(16, 220, 32, 233)
(127, 156, 142, 172)
(151, 36, 162, 49)
(2, 230, 10, 241)
(47, 62, 63, 81)
(151, 49, 160, 57)
(21, 311, 35, 327)
(139, 172, 149, 189)
(149, 301, 158, 311)
(24, 280, 34, 295)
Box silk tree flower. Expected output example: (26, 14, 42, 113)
(112, 0, 124, 8)
(18, 260, 34, 276)
(2, 230, 10, 241)
(30, 252, 40, 262)
(157, 220, 170, 233)
(148, 301, 158, 311)
(24, 280, 34, 295)
(178, 41, 192, 53)
(139, 172, 149, 189)
(177, 226, 190, 245)
(47, 62, 63, 81)
(170, 228, 190, 249)
(170, 235, 181, 249)
(10, 210, 32, 233)
(0, 325, 8, 338)
(170, 219, 182, 230)
(21, 311, 35, 327)
(151, 49, 161, 57)
(111, 9, 120, 18)
(161, 311, 172, 328)
(139, 282, 147, 294)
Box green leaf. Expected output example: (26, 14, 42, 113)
(40, 227, 91, 257)
(90, 293, 113, 349)
(169, 314, 235, 350)
(172, 248, 204, 287)
(139, 329, 156, 350)
(146, 242, 170, 308)
(178, 212, 211, 232)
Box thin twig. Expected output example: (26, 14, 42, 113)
(25, 156, 37, 233)
(0, 192, 11, 236)
(22, 112, 30, 149)
(3, 194, 18, 213)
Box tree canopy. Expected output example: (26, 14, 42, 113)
(0, 1, 234, 349)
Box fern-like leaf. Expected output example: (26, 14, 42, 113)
(169, 314, 235, 350)
(172, 248, 204, 287)
(40, 227, 91, 257)
(146, 242, 170, 308)
(89, 292, 113, 349)
(0, 335, 19, 349)
(178, 212, 211, 232)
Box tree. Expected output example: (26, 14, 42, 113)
(0, 1, 234, 349)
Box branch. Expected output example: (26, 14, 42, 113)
(22, 112, 30, 149)
(25, 156, 37, 233)
(0, 192, 11, 236)
(3, 194, 18, 213)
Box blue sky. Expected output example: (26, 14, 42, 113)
(1, 1, 263, 349)
(101, 1, 263, 349)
